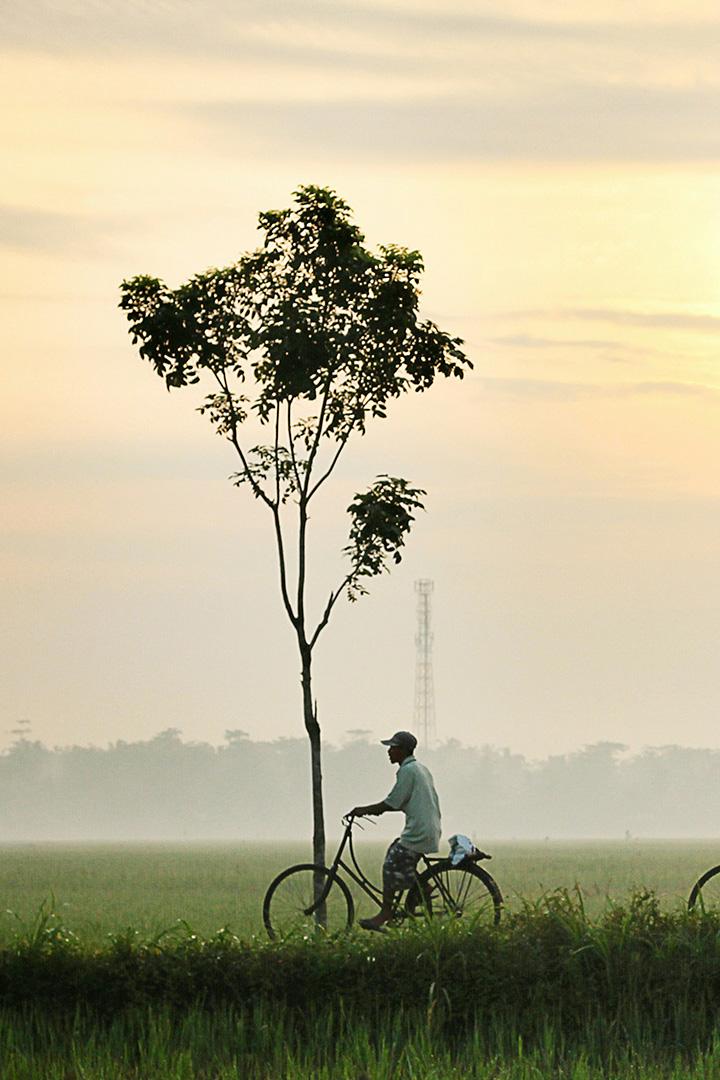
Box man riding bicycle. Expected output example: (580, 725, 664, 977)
(349, 730, 441, 931)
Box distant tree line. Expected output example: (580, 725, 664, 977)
(1, 731, 719, 841)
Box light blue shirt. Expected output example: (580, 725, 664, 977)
(385, 756, 442, 854)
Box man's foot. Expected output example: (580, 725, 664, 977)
(359, 917, 388, 933)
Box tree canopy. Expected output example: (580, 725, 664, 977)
(120, 186, 469, 617)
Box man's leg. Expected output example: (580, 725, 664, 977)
(359, 885, 396, 931)
(360, 841, 418, 931)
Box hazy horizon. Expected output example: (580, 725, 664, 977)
(3, 732, 720, 841)
(3, 1, 720, 760)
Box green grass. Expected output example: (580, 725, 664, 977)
(0, 842, 287, 946)
(3, 871, 720, 1078)
(1, 839, 719, 946)
(4, 890, 720, 1022)
(3, 1003, 720, 1079)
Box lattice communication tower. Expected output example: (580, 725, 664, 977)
(413, 579, 436, 749)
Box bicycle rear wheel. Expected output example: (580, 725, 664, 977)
(688, 865, 720, 911)
(263, 863, 354, 939)
(406, 861, 502, 925)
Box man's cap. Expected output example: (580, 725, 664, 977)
(380, 731, 417, 752)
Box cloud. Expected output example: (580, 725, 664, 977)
(4, 2, 720, 63)
(627, 380, 716, 397)
(182, 81, 720, 162)
(491, 334, 622, 350)
(478, 377, 717, 401)
(0, 206, 111, 254)
(502, 308, 720, 335)
(0, 442, 196, 485)
(567, 308, 720, 332)
(0, 290, 107, 303)
(5, 4, 720, 163)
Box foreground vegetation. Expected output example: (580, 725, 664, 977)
(4, 845, 720, 1076)
(3, 889, 720, 1020)
(5, 1002, 720, 1079)
(3, 892, 720, 1076)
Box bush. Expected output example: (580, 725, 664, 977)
(2, 890, 720, 1054)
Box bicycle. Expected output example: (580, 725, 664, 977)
(263, 814, 503, 938)
(688, 863, 720, 911)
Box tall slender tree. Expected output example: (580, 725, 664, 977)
(120, 186, 470, 873)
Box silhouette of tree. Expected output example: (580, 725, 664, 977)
(120, 186, 469, 869)
(3, 734, 720, 840)
(224, 730, 250, 744)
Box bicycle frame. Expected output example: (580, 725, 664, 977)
(304, 817, 435, 916)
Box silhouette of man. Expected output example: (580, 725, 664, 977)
(349, 730, 441, 931)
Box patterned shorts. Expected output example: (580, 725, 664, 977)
(383, 839, 421, 892)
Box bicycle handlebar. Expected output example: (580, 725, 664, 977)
(341, 812, 377, 829)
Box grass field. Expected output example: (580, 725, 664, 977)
(4, 840, 720, 1078)
(1, 838, 719, 945)
(4, 1003, 720, 1079)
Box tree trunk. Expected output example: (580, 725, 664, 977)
(301, 646, 327, 923)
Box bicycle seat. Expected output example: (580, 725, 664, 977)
(424, 851, 492, 864)
(426, 851, 492, 866)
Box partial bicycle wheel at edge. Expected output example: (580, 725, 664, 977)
(406, 861, 503, 925)
(263, 863, 354, 939)
(688, 865, 720, 911)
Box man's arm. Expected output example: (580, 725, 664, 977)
(350, 801, 392, 817)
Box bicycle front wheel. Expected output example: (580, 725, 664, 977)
(406, 861, 502, 925)
(263, 863, 354, 939)
(688, 865, 720, 911)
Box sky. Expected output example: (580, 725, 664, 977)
(2, 0, 720, 759)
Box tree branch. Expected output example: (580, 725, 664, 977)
(307, 420, 353, 501)
(309, 575, 353, 650)
(214, 371, 275, 511)
(301, 371, 333, 500)
(273, 399, 281, 507)
(271, 503, 299, 629)
(286, 400, 302, 492)
(213, 371, 297, 627)
(296, 491, 308, 636)
(306, 386, 374, 502)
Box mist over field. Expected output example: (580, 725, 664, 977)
(2, 731, 718, 842)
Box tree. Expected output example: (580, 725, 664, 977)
(120, 185, 470, 874)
